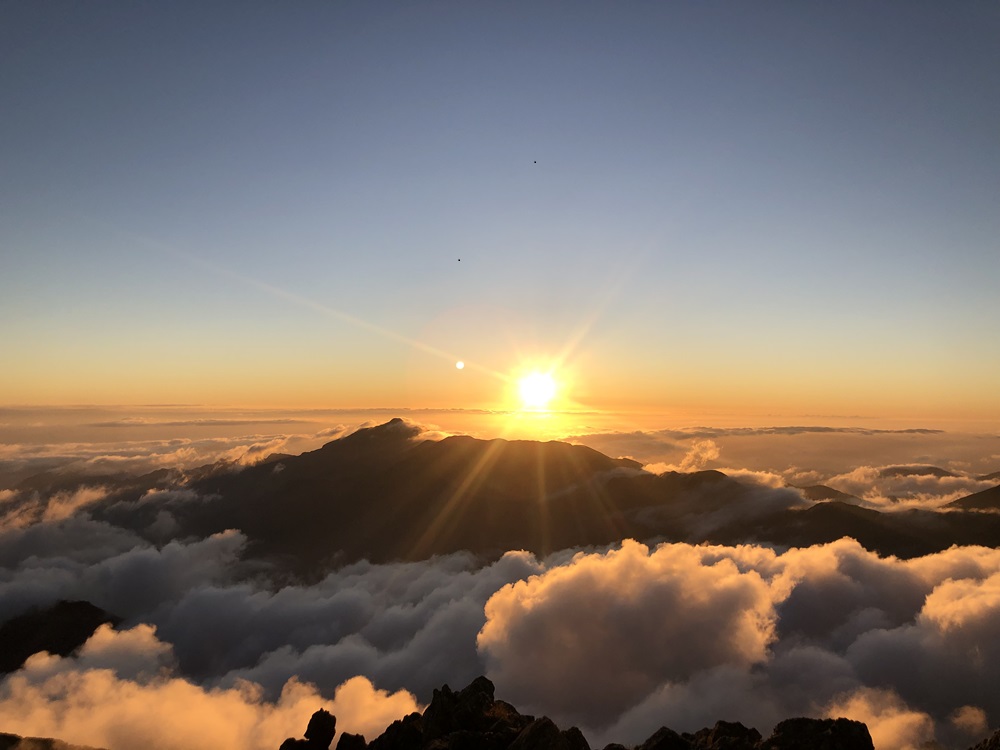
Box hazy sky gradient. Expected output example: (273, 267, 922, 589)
(3, 2, 998, 420)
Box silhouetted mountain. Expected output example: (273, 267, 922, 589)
(0, 733, 106, 750)
(70, 419, 1000, 569)
(0, 600, 120, 674)
(946, 484, 1000, 511)
(261, 452, 295, 465)
(977, 471, 1000, 482)
(791, 484, 861, 504)
(879, 465, 958, 478)
(145, 418, 653, 568)
(14, 467, 175, 498)
(279, 676, 877, 750)
(742, 501, 944, 557)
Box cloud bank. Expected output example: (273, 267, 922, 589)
(3, 421, 1000, 749)
(478, 539, 1000, 749)
(4, 531, 1000, 748)
(0, 625, 419, 750)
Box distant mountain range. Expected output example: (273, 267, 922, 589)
(24, 418, 984, 573)
(5, 419, 1000, 574)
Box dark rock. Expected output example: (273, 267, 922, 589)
(422, 676, 496, 739)
(425, 728, 499, 750)
(561, 726, 592, 750)
(335, 733, 367, 750)
(508, 717, 591, 750)
(280, 708, 336, 750)
(688, 720, 760, 749)
(420, 676, 533, 750)
(367, 712, 424, 750)
(968, 729, 1000, 750)
(759, 717, 874, 750)
(600, 745, 629, 750)
(306, 710, 337, 748)
(279, 676, 886, 750)
(637, 726, 692, 750)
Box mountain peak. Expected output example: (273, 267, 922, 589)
(341, 418, 424, 444)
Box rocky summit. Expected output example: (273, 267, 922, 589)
(278, 676, 886, 750)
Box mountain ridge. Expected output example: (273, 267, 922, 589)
(68, 418, 1000, 572)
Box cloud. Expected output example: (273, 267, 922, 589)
(568, 426, 1000, 485)
(0, 515, 145, 569)
(0, 419, 446, 484)
(640, 439, 720, 475)
(198, 550, 543, 701)
(825, 688, 935, 750)
(73, 623, 174, 680)
(0, 529, 247, 623)
(478, 540, 776, 727)
(0, 626, 419, 750)
(41, 487, 110, 523)
(475, 539, 1000, 748)
(716, 468, 787, 489)
(0, 486, 112, 531)
(678, 439, 720, 471)
(13, 520, 1000, 748)
(86, 418, 313, 427)
(826, 466, 995, 510)
(950, 705, 988, 738)
(5, 468, 1000, 750)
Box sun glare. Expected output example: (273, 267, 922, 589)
(518, 372, 558, 411)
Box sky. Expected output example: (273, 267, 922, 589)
(3, 2, 1000, 423)
(6, 8, 1000, 746)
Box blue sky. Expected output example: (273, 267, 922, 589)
(2, 2, 999, 418)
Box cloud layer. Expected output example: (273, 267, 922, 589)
(478, 539, 1000, 749)
(3, 421, 1000, 749)
(0, 625, 419, 750)
(4, 528, 1000, 749)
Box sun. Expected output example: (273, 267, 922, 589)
(518, 371, 558, 411)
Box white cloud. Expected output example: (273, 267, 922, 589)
(478, 540, 776, 727)
(826, 466, 995, 510)
(0, 625, 419, 750)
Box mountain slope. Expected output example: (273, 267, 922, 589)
(84, 419, 1000, 569)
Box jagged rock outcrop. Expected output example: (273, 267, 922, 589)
(279, 677, 883, 750)
(634, 726, 690, 750)
(280, 708, 337, 750)
(336, 734, 368, 750)
(368, 675, 549, 750)
(367, 712, 424, 750)
(685, 721, 761, 749)
(507, 718, 590, 750)
(968, 730, 1000, 750)
(757, 717, 873, 750)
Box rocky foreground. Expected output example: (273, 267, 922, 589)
(281, 675, 877, 750)
(4, 675, 1000, 749)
